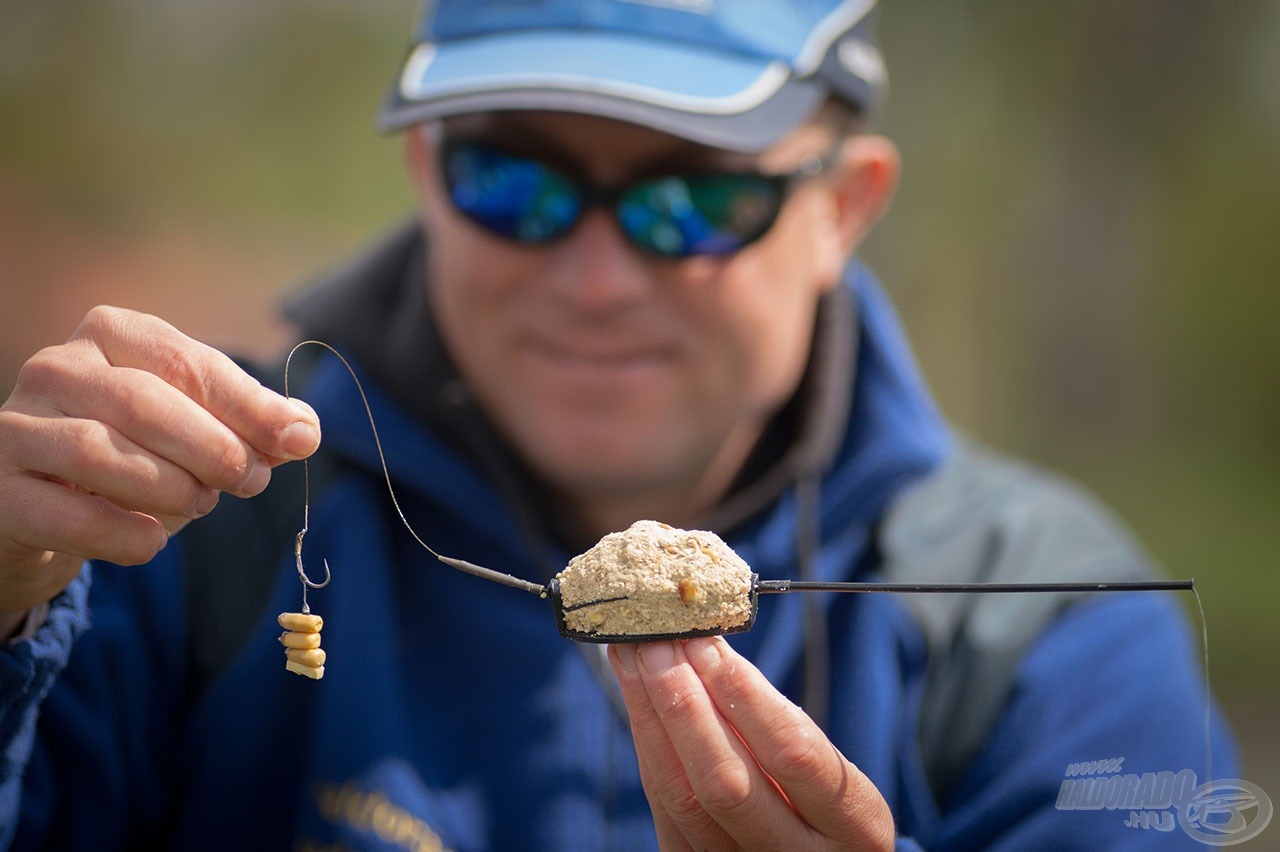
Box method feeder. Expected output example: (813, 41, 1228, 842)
(428, 552, 1194, 644)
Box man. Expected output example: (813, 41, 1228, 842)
(0, 1, 1236, 849)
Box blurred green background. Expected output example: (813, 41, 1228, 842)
(2, 0, 1276, 797)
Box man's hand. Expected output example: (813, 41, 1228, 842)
(0, 306, 320, 628)
(609, 637, 895, 852)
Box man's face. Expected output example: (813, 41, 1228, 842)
(408, 111, 876, 516)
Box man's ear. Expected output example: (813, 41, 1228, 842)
(808, 133, 901, 290)
(821, 133, 901, 269)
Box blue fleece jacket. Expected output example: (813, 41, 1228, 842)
(0, 265, 1237, 850)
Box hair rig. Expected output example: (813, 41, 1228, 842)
(280, 341, 1195, 674)
(278, 502, 329, 678)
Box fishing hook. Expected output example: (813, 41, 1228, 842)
(294, 505, 331, 615)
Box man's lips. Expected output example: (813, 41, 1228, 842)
(524, 337, 674, 376)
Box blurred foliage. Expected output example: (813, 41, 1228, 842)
(868, 1, 1280, 702)
(0, 0, 411, 227)
(0, 0, 1277, 777)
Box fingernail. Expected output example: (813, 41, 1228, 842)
(281, 421, 321, 459)
(241, 456, 271, 496)
(190, 488, 220, 518)
(638, 641, 677, 676)
(611, 644, 638, 675)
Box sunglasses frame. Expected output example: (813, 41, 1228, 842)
(436, 135, 832, 259)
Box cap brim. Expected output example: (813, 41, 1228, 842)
(377, 30, 826, 153)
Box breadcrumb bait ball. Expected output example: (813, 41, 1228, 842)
(556, 520, 755, 637)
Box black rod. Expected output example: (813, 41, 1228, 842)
(756, 579, 1195, 595)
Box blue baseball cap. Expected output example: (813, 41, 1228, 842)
(378, 0, 887, 152)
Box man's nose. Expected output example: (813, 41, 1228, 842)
(545, 208, 655, 314)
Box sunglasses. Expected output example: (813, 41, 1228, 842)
(438, 137, 829, 259)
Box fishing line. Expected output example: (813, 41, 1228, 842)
(1191, 582, 1214, 783)
(279, 340, 1211, 690)
(283, 339, 546, 597)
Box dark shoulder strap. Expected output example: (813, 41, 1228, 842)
(181, 347, 342, 692)
(876, 441, 1155, 799)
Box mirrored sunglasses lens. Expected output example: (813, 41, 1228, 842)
(444, 145, 580, 243)
(619, 175, 783, 257)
